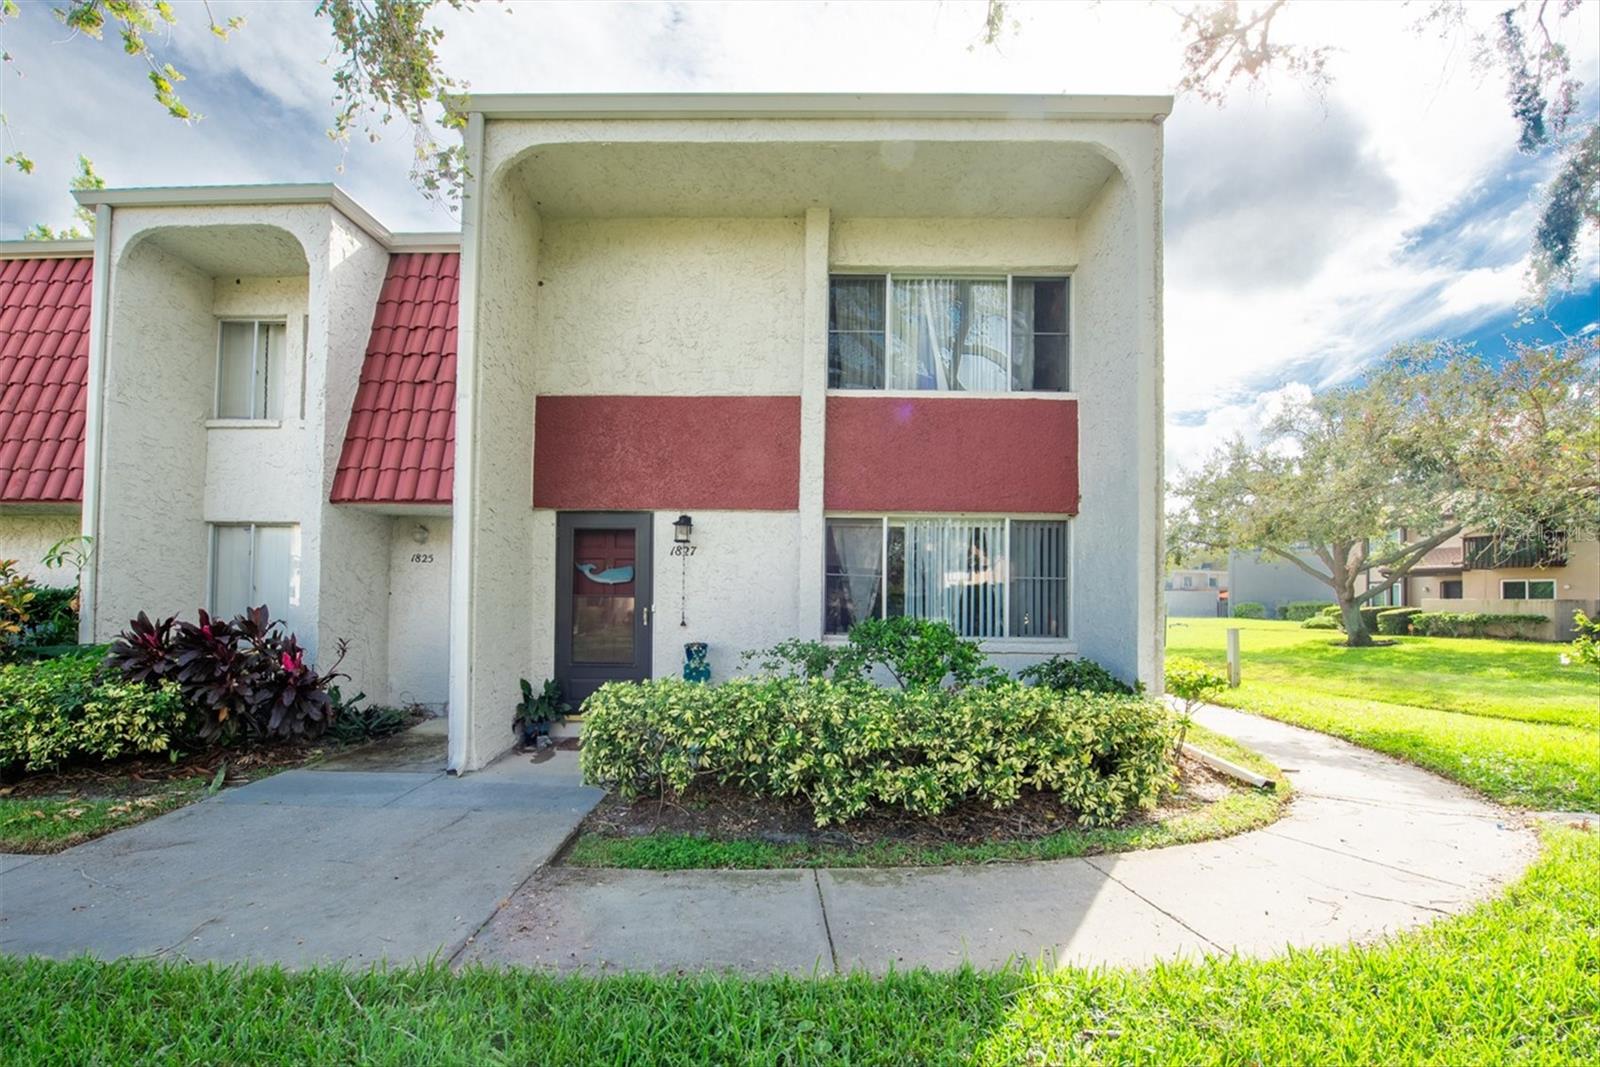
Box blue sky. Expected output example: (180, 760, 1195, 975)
(2, 0, 1595, 470)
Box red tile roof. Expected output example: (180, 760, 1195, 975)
(0, 255, 91, 504)
(331, 252, 458, 506)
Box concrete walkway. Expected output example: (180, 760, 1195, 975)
(457, 705, 1540, 974)
(0, 721, 602, 966)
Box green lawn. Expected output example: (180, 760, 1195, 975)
(1167, 618, 1600, 810)
(565, 724, 1289, 870)
(0, 778, 207, 853)
(4, 825, 1595, 1065)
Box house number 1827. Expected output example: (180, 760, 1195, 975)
(669, 545, 697, 557)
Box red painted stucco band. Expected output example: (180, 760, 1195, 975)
(533, 395, 801, 510)
(824, 395, 1079, 514)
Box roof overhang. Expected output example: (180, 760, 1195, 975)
(0, 239, 94, 258)
(463, 92, 1174, 122)
(71, 184, 461, 252)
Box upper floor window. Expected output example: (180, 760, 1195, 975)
(216, 320, 286, 420)
(825, 516, 1069, 639)
(828, 275, 1069, 392)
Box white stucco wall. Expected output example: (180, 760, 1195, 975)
(311, 214, 393, 701)
(1070, 160, 1164, 691)
(452, 157, 543, 769)
(0, 510, 80, 584)
(829, 217, 1078, 270)
(94, 238, 215, 632)
(533, 217, 804, 396)
(647, 510, 801, 683)
(387, 516, 451, 707)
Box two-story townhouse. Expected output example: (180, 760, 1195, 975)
(2, 93, 1169, 773)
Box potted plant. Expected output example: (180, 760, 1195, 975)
(513, 678, 570, 747)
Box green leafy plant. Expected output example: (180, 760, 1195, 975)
(1376, 607, 1424, 635)
(513, 678, 569, 743)
(1300, 614, 1340, 630)
(840, 618, 1005, 691)
(580, 678, 1175, 828)
(744, 619, 1004, 692)
(0, 559, 37, 658)
(0, 652, 189, 773)
(1231, 601, 1266, 619)
(1278, 601, 1334, 621)
(1410, 612, 1549, 639)
(1568, 610, 1600, 675)
(1163, 657, 1228, 756)
(326, 688, 411, 745)
(1019, 655, 1139, 695)
(105, 607, 349, 742)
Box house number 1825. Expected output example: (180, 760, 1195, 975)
(410, 553, 434, 564)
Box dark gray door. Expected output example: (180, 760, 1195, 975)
(555, 512, 653, 708)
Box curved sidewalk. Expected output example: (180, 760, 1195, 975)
(458, 704, 1541, 974)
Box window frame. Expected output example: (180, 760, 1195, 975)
(208, 522, 301, 619)
(214, 318, 287, 421)
(1501, 578, 1555, 600)
(823, 512, 1074, 643)
(826, 272, 1074, 397)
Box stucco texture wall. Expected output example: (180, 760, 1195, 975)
(533, 217, 804, 396)
(454, 172, 542, 768)
(94, 238, 214, 634)
(387, 516, 451, 707)
(0, 510, 80, 583)
(1070, 158, 1163, 690)
(311, 215, 393, 701)
(649, 509, 801, 684)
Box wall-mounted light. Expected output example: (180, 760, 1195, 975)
(673, 514, 694, 544)
(412, 523, 430, 545)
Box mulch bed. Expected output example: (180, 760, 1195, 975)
(0, 743, 329, 802)
(575, 753, 1241, 850)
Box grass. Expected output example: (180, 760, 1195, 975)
(563, 724, 1289, 870)
(0, 777, 208, 852)
(3, 824, 1595, 1065)
(1169, 618, 1600, 811)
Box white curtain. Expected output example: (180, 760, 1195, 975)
(825, 520, 884, 632)
(888, 279, 1008, 391)
(211, 525, 253, 617)
(901, 519, 1007, 638)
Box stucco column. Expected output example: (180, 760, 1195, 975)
(796, 206, 830, 638)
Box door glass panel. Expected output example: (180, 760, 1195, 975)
(572, 528, 636, 664)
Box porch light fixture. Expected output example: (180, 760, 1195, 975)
(673, 514, 694, 544)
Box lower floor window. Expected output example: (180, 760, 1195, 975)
(211, 523, 302, 620)
(1501, 579, 1555, 600)
(824, 516, 1069, 639)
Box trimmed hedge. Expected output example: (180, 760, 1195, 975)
(1358, 605, 1385, 632)
(0, 653, 188, 773)
(1231, 602, 1266, 619)
(1300, 615, 1340, 629)
(1376, 607, 1424, 635)
(1410, 611, 1549, 639)
(1279, 600, 1334, 622)
(580, 678, 1175, 828)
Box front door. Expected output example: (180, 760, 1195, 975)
(555, 512, 653, 708)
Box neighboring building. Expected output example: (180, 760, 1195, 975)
(1164, 562, 1226, 617)
(2, 92, 1170, 772)
(1226, 548, 1335, 618)
(0, 243, 90, 584)
(1398, 530, 1598, 641)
